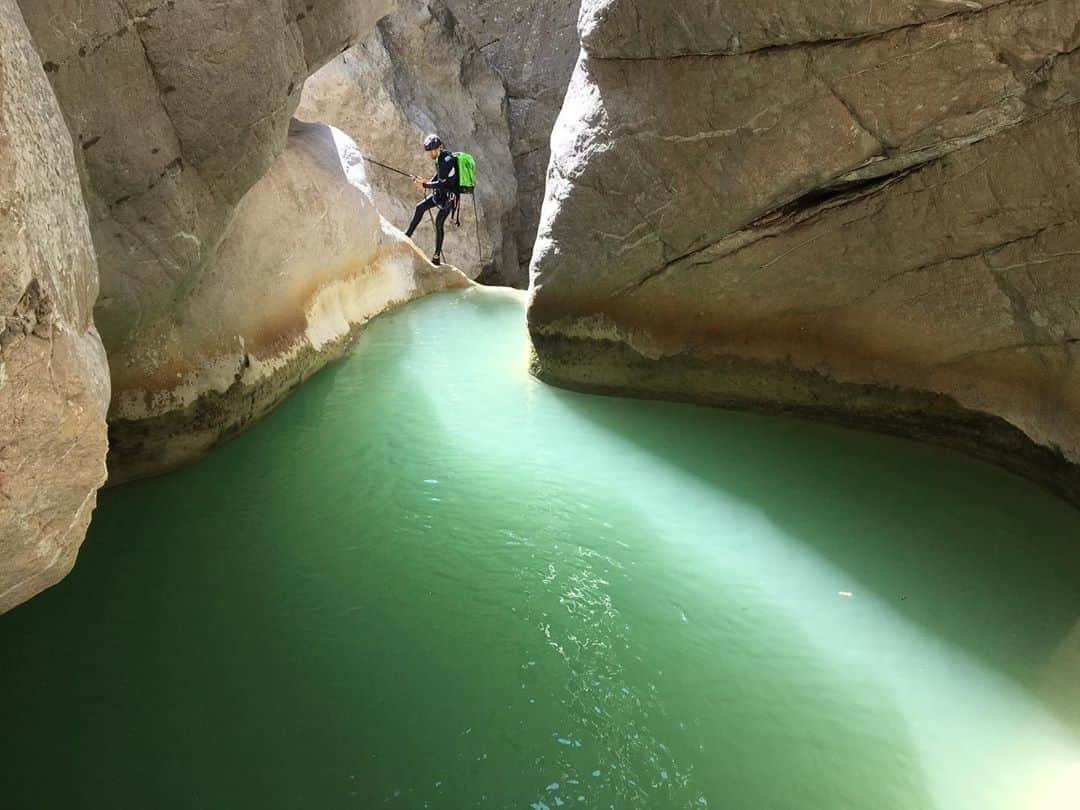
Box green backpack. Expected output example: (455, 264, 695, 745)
(454, 152, 477, 193)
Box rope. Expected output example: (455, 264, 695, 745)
(361, 154, 417, 180)
(472, 193, 482, 266)
(424, 189, 440, 261)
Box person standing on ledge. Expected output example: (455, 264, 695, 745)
(405, 133, 458, 266)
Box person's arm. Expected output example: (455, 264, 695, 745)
(424, 154, 457, 190)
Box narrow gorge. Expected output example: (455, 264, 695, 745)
(2, 1, 1079, 807)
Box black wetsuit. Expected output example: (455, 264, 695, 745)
(404, 150, 458, 255)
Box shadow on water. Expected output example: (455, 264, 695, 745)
(549, 383, 1080, 726)
(0, 292, 936, 809)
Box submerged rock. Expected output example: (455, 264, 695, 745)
(0, 0, 109, 612)
(529, 0, 1080, 504)
(106, 121, 468, 483)
(298, 0, 521, 285)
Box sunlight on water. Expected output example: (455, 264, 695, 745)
(1, 287, 1078, 809)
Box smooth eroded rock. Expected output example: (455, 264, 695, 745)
(579, 0, 1013, 58)
(16, 0, 396, 352)
(106, 121, 468, 483)
(530, 0, 1080, 504)
(0, 0, 109, 612)
(14, 0, 410, 481)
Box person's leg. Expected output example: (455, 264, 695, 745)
(405, 197, 435, 237)
(434, 205, 451, 255)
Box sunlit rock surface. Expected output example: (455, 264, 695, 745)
(15, 0, 397, 354)
(106, 121, 468, 483)
(0, 0, 109, 612)
(578, 0, 1015, 58)
(444, 0, 581, 274)
(298, 0, 520, 285)
(529, 0, 1080, 504)
(12, 0, 458, 481)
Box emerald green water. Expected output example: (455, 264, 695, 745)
(2, 288, 1080, 809)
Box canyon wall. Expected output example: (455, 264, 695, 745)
(12, 0, 474, 483)
(529, 0, 1080, 504)
(0, 0, 109, 611)
(107, 121, 467, 483)
(15, 0, 397, 355)
(298, 0, 520, 285)
(2, 0, 472, 609)
(300, 0, 584, 285)
(445, 0, 581, 276)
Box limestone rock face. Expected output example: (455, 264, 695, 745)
(529, 0, 1080, 504)
(15, 0, 396, 354)
(298, 0, 520, 285)
(443, 0, 581, 274)
(106, 121, 469, 483)
(13, 0, 426, 479)
(0, 0, 109, 612)
(578, 0, 1013, 58)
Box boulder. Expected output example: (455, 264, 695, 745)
(106, 121, 469, 483)
(529, 0, 1080, 504)
(297, 0, 520, 285)
(0, 0, 109, 612)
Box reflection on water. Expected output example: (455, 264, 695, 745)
(518, 541, 701, 808)
(0, 287, 1078, 809)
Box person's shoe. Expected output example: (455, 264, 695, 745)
(431, 253, 442, 266)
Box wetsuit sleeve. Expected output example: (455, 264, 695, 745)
(424, 153, 458, 190)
